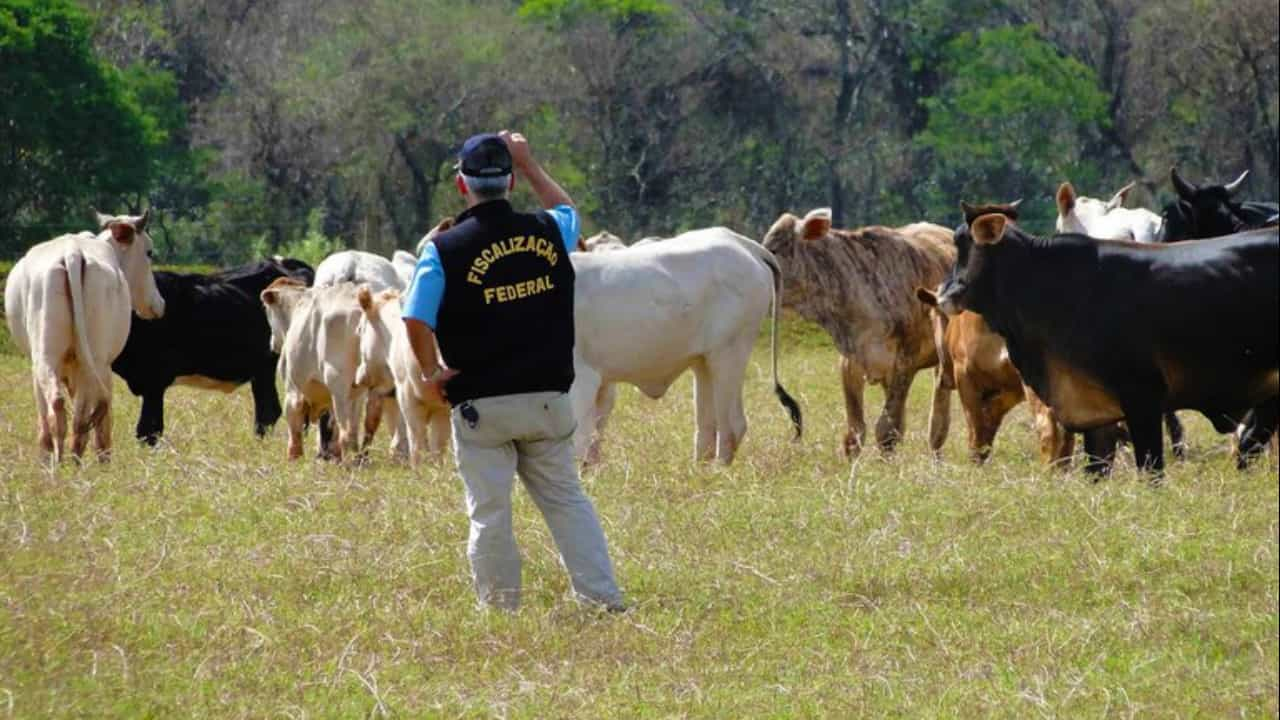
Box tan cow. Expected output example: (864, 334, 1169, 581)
(354, 287, 451, 466)
(260, 278, 368, 461)
(4, 210, 165, 462)
(763, 209, 955, 458)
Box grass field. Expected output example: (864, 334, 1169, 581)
(0, 313, 1276, 718)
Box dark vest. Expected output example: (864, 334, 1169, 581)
(432, 199, 576, 404)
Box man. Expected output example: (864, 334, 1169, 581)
(402, 130, 624, 612)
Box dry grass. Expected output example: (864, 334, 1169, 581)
(0, 317, 1276, 718)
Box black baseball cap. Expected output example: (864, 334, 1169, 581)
(457, 133, 512, 178)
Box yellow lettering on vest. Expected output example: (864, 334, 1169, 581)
(484, 287, 496, 304)
(468, 272, 482, 286)
(481, 248, 495, 265)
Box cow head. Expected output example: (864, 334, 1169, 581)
(762, 208, 832, 306)
(1055, 182, 1138, 239)
(416, 216, 456, 256)
(582, 231, 626, 253)
(937, 210, 1012, 317)
(93, 208, 165, 319)
(260, 277, 309, 353)
(1160, 167, 1250, 242)
(354, 286, 401, 390)
(272, 256, 316, 286)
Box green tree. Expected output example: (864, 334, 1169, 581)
(0, 0, 164, 253)
(915, 24, 1111, 227)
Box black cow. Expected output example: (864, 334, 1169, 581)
(1160, 167, 1280, 463)
(1161, 168, 1280, 243)
(937, 213, 1278, 475)
(111, 257, 315, 444)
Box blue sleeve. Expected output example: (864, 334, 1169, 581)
(545, 204, 579, 252)
(402, 243, 445, 329)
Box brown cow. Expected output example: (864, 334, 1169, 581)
(916, 289, 1073, 465)
(763, 209, 955, 457)
(915, 201, 1074, 466)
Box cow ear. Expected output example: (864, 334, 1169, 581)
(800, 208, 832, 241)
(109, 222, 135, 245)
(261, 289, 278, 306)
(915, 287, 939, 307)
(92, 208, 113, 230)
(357, 286, 374, 316)
(971, 213, 1008, 245)
(1056, 182, 1077, 216)
(1106, 182, 1135, 211)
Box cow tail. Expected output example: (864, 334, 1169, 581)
(761, 250, 803, 439)
(64, 249, 109, 397)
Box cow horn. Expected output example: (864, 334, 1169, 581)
(1106, 182, 1135, 211)
(1009, 199, 1023, 210)
(137, 208, 151, 232)
(92, 208, 113, 230)
(1170, 166, 1196, 198)
(1223, 170, 1249, 196)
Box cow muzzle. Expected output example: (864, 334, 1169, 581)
(936, 282, 966, 317)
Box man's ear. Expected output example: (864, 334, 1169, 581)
(1056, 182, 1077, 216)
(109, 222, 135, 245)
(915, 287, 939, 307)
(800, 208, 832, 241)
(971, 213, 1008, 245)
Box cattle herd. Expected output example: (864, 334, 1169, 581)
(4, 168, 1278, 478)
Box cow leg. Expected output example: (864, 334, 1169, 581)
(709, 340, 752, 464)
(400, 394, 429, 467)
(875, 373, 915, 454)
(1164, 412, 1187, 460)
(427, 408, 452, 458)
(383, 396, 408, 460)
(250, 369, 282, 437)
(285, 392, 306, 461)
(840, 356, 867, 458)
(569, 362, 604, 464)
(1123, 410, 1166, 478)
(317, 411, 336, 459)
(361, 392, 383, 454)
(591, 382, 618, 461)
(136, 390, 165, 446)
(93, 399, 113, 463)
(70, 391, 107, 461)
(1082, 424, 1123, 477)
(327, 386, 363, 462)
(1025, 385, 1072, 470)
(926, 365, 951, 460)
(692, 358, 716, 462)
(958, 382, 987, 464)
(1236, 398, 1278, 470)
(31, 368, 56, 462)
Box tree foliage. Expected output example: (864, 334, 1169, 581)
(0, 0, 1275, 262)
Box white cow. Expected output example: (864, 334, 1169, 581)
(315, 250, 401, 292)
(313, 249, 408, 450)
(391, 250, 417, 291)
(1055, 181, 1163, 243)
(354, 287, 451, 466)
(581, 231, 627, 253)
(5, 210, 165, 462)
(260, 278, 368, 461)
(569, 227, 801, 465)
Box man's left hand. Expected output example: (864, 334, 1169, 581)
(424, 367, 460, 404)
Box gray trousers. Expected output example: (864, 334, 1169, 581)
(451, 391, 622, 610)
